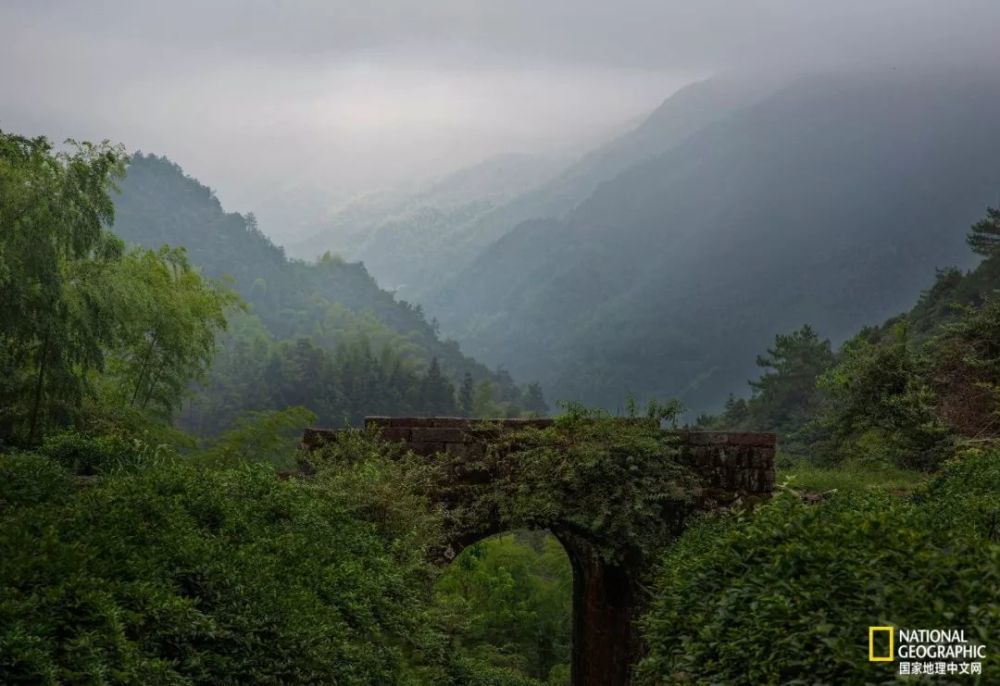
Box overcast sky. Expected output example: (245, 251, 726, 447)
(2, 0, 999, 240)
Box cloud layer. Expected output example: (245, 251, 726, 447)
(2, 0, 998, 239)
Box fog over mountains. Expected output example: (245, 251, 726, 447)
(299, 68, 1000, 413)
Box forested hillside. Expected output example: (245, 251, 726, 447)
(703, 206, 1000, 467)
(431, 70, 1000, 413)
(112, 154, 545, 433)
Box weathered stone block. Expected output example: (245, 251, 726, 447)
(430, 417, 474, 427)
(728, 432, 777, 447)
(411, 427, 467, 443)
(407, 441, 445, 455)
(445, 442, 486, 461)
(377, 427, 411, 442)
(686, 432, 732, 445)
(387, 416, 435, 427)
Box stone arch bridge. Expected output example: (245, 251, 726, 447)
(302, 417, 775, 686)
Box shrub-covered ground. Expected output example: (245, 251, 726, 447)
(639, 448, 1000, 685)
(0, 432, 441, 685)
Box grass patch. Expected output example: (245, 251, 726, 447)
(777, 456, 927, 495)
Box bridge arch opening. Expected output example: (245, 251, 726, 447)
(435, 529, 573, 683)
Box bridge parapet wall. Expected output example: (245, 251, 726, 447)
(302, 416, 775, 501)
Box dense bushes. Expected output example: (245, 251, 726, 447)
(34, 432, 164, 476)
(0, 452, 75, 511)
(0, 441, 439, 685)
(638, 450, 1000, 685)
(435, 533, 572, 683)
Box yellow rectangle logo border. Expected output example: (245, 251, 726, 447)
(869, 626, 895, 662)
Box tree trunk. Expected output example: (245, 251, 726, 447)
(131, 330, 159, 407)
(27, 332, 50, 444)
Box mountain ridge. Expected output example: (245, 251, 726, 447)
(430, 69, 1000, 413)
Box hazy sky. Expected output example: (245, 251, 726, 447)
(2, 1, 999, 240)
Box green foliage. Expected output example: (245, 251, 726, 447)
(817, 325, 950, 470)
(444, 657, 551, 686)
(436, 533, 572, 682)
(181, 321, 495, 433)
(0, 132, 127, 443)
(927, 296, 1000, 435)
(112, 154, 545, 434)
(710, 214, 1000, 469)
(747, 325, 834, 430)
(0, 452, 74, 511)
(459, 372, 476, 417)
(196, 406, 317, 468)
(521, 383, 549, 417)
(457, 410, 698, 566)
(419, 357, 458, 415)
(638, 450, 1000, 685)
(36, 432, 169, 476)
(778, 458, 927, 495)
(700, 325, 834, 448)
(966, 205, 1000, 256)
(0, 439, 440, 685)
(0, 134, 236, 446)
(99, 246, 239, 420)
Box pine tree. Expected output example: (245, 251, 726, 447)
(522, 382, 549, 417)
(419, 357, 456, 415)
(458, 372, 475, 417)
(747, 324, 834, 432)
(967, 206, 1000, 256)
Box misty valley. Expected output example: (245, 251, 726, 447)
(3, 8, 1000, 685)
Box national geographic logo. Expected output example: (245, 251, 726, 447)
(869, 626, 894, 662)
(869, 626, 987, 677)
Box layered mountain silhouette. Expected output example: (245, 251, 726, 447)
(111, 154, 522, 392)
(287, 152, 566, 295)
(426, 69, 1000, 412)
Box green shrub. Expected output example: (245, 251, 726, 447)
(446, 657, 549, 686)
(0, 449, 438, 684)
(435, 533, 572, 682)
(817, 326, 952, 471)
(639, 451, 1000, 685)
(917, 448, 1000, 542)
(36, 432, 159, 476)
(0, 451, 74, 511)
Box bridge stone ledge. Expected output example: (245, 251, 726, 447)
(302, 419, 777, 499)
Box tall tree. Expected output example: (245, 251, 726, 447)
(0, 132, 126, 442)
(419, 357, 457, 415)
(101, 246, 238, 420)
(458, 372, 475, 417)
(522, 382, 549, 417)
(746, 324, 835, 433)
(967, 206, 1000, 256)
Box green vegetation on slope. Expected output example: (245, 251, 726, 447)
(0, 133, 236, 447)
(5, 120, 1000, 686)
(432, 71, 1000, 413)
(0, 432, 441, 685)
(705, 205, 1000, 472)
(111, 153, 546, 434)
